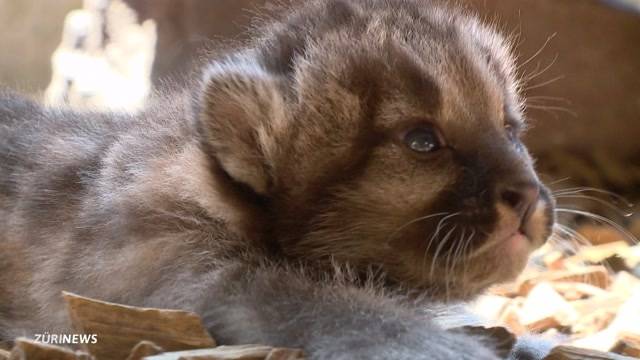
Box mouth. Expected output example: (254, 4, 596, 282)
(507, 229, 527, 242)
(468, 224, 533, 261)
(503, 229, 531, 255)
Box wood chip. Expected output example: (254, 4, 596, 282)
(264, 348, 305, 360)
(571, 310, 616, 337)
(475, 222, 640, 357)
(498, 303, 528, 336)
(570, 294, 626, 318)
(611, 332, 640, 357)
(553, 282, 609, 301)
(610, 271, 640, 298)
(126, 341, 165, 360)
(606, 290, 640, 340)
(519, 266, 610, 295)
(471, 295, 511, 322)
(143, 345, 304, 360)
(630, 219, 640, 241)
(572, 289, 640, 352)
(489, 282, 521, 298)
(576, 225, 626, 246)
(602, 255, 631, 273)
(8, 338, 94, 360)
(526, 316, 565, 333)
(544, 345, 634, 360)
(63, 292, 215, 360)
(544, 251, 567, 270)
(619, 245, 640, 269)
(0, 349, 10, 360)
(520, 283, 578, 330)
(578, 241, 629, 263)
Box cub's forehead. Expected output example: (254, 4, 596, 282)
(256, 0, 524, 127)
(362, 3, 522, 122)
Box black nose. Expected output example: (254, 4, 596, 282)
(500, 182, 540, 223)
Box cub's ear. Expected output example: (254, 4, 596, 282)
(199, 58, 287, 195)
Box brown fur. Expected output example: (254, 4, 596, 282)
(0, 1, 554, 358)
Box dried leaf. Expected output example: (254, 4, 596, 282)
(63, 292, 215, 360)
(143, 345, 304, 360)
(8, 338, 94, 360)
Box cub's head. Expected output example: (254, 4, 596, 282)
(199, 0, 555, 300)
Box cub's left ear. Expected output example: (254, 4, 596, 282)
(199, 58, 287, 195)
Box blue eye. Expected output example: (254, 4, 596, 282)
(505, 124, 516, 140)
(404, 127, 441, 153)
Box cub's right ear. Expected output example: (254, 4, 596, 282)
(199, 57, 287, 195)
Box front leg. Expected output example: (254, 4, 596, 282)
(201, 265, 500, 360)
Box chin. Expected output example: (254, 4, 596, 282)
(471, 206, 554, 292)
(404, 201, 553, 300)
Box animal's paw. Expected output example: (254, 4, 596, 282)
(309, 327, 500, 360)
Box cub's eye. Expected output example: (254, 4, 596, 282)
(403, 126, 442, 153)
(504, 123, 517, 141)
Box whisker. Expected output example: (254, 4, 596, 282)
(447, 228, 466, 301)
(421, 212, 460, 281)
(547, 177, 571, 186)
(550, 228, 586, 257)
(554, 194, 634, 217)
(553, 223, 592, 248)
(457, 228, 476, 299)
(552, 187, 634, 208)
(525, 104, 577, 118)
(461, 229, 475, 279)
(527, 95, 572, 104)
(386, 212, 449, 243)
(555, 208, 638, 244)
(524, 75, 565, 91)
(424, 212, 461, 256)
(548, 233, 577, 254)
(453, 228, 466, 267)
(519, 32, 557, 69)
(430, 224, 458, 279)
(552, 226, 618, 274)
(443, 230, 458, 302)
(522, 53, 559, 84)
